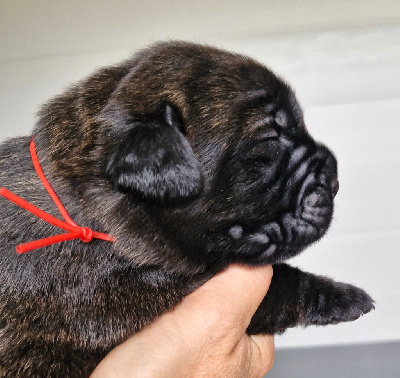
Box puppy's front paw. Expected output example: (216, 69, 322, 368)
(301, 276, 375, 326)
(247, 264, 374, 335)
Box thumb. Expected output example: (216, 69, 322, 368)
(176, 264, 273, 335)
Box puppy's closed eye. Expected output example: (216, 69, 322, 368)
(248, 117, 279, 140)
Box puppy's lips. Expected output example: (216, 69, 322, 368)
(300, 188, 333, 228)
(296, 173, 334, 230)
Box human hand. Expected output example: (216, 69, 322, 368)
(91, 264, 274, 378)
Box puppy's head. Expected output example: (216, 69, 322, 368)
(96, 42, 338, 268)
(37, 42, 338, 270)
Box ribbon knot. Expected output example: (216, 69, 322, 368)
(79, 227, 94, 243)
(0, 138, 114, 254)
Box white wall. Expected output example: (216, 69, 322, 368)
(1, 0, 399, 349)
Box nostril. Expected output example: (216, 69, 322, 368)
(331, 179, 339, 198)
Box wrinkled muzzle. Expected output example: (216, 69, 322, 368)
(280, 144, 338, 248)
(226, 143, 339, 265)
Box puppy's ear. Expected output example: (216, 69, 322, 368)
(105, 103, 202, 201)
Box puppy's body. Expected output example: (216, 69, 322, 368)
(0, 42, 373, 376)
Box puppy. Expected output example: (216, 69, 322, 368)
(0, 42, 374, 376)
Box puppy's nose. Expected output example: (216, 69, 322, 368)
(331, 178, 339, 198)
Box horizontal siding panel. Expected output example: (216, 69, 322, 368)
(225, 25, 400, 107)
(1, 0, 399, 62)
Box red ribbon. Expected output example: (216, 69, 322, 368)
(0, 138, 114, 254)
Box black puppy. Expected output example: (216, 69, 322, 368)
(0, 42, 373, 376)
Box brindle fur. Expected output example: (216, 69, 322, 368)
(0, 42, 373, 376)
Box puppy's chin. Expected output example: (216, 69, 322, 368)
(226, 213, 332, 266)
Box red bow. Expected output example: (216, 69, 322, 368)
(0, 138, 114, 254)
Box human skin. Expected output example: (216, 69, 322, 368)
(90, 264, 274, 378)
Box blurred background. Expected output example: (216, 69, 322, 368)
(1, 0, 399, 376)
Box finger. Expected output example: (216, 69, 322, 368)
(249, 334, 275, 376)
(177, 264, 273, 331)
